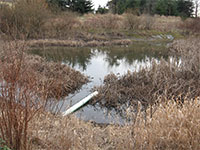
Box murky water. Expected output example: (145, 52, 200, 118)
(31, 41, 169, 124)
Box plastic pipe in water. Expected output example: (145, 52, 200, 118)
(62, 91, 98, 116)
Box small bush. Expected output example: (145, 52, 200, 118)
(0, 0, 49, 39)
(124, 14, 155, 30)
(124, 13, 141, 30)
(179, 18, 200, 34)
(0, 138, 10, 150)
(0, 42, 49, 150)
(140, 14, 155, 30)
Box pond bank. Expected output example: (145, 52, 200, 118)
(28, 39, 132, 47)
(30, 99, 200, 150)
(92, 38, 200, 112)
(0, 41, 89, 99)
(30, 41, 169, 124)
(27, 31, 178, 48)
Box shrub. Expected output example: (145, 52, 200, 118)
(0, 0, 49, 39)
(0, 138, 10, 150)
(140, 14, 155, 30)
(43, 11, 79, 39)
(0, 41, 87, 150)
(124, 13, 141, 30)
(0, 41, 51, 150)
(124, 14, 155, 30)
(179, 18, 200, 34)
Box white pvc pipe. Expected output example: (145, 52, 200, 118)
(62, 91, 98, 116)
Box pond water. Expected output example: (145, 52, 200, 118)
(31, 41, 169, 124)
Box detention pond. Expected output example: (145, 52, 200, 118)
(30, 41, 169, 125)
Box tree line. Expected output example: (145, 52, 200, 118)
(48, 0, 197, 18)
(106, 0, 195, 17)
(47, 0, 94, 14)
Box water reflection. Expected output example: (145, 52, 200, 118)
(30, 42, 169, 124)
(31, 42, 168, 72)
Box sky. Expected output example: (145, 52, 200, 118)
(92, 0, 109, 10)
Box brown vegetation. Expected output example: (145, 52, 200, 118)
(0, 0, 49, 39)
(0, 41, 88, 149)
(92, 38, 200, 113)
(0, 1, 186, 47)
(81, 13, 124, 30)
(28, 39, 132, 47)
(29, 98, 200, 150)
(179, 18, 200, 35)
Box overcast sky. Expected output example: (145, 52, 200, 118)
(92, 0, 109, 10)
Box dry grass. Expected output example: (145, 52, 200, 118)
(152, 15, 182, 32)
(81, 13, 124, 31)
(133, 98, 200, 150)
(29, 98, 200, 150)
(1, 41, 88, 98)
(43, 12, 79, 39)
(0, 5, 186, 46)
(24, 54, 88, 98)
(0, 0, 49, 39)
(0, 41, 88, 149)
(124, 14, 155, 30)
(0, 41, 49, 150)
(93, 38, 200, 113)
(28, 39, 132, 47)
(179, 18, 200, 35)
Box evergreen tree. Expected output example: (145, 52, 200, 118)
(177, 0, 194, 17)
(47, 0, 94, 14)
(96, 5, 109, 14)
(107, 0, 194, 17)
(70, 0, 94, 14)
(155, 0, 178, 16)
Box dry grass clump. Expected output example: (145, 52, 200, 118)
(170, 38, 200, 74)
(82, 14, 124, 30)
(30, 112, 135, 150)
(29, 98, 200, 150)
(124, 14, 155, 30)
(124, 13, 141, 30)
(93, 38, 200, 111)
(43, 12, 79, 39)
(1, 41, 88, 98)
(152, 15, 182, 32)
(133, 98, 200, 150)
(179, 18, 200, 34)
(93, 59, 200, 111)
(25, 54, 88, 98)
